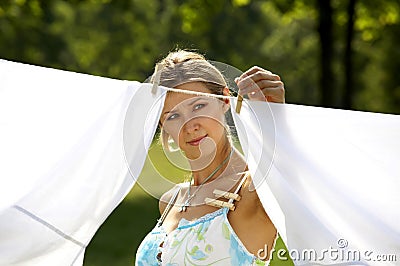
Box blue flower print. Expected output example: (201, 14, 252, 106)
(196, 220, 211, 241)
(136, 236, 160, 266)
(229, 234, 253, 266)
(188, 245, 208, 261)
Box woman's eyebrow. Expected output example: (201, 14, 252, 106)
(162, 97, 208, 117)
(187, 97, 207, 106)
(162, 110, 173, 116)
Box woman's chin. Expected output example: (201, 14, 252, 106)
(184, 147, 213, 159)
(184, 148, 217, 171)
(187, 138, 216, 157)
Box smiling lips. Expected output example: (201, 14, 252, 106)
(187, 135, 208, 146)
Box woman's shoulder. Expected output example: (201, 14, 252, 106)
(237, 173, 265, 212)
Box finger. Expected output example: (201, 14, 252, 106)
(236, 72, 281, 90)
(261, 86, 285, 103)
(247, 90, 267, 101)
(247, 87, 285, 103)
(237, 66, 281, 82)
(239, 79, 285, 103)
(238, 79, 283, 95)
(237, 66, 272, 81)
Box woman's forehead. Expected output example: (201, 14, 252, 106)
(163, 82, 213, 108)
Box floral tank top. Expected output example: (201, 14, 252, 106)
(135, 177, 293, 266)
(136, 206, 280, 265)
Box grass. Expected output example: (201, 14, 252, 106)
(83, 184, 159, 266)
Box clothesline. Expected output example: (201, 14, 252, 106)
(0, 59, 399, 265)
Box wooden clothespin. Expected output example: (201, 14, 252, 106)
(151, 63, 164, 94)
(235, 94, 243, 113)
(205, 198, 235, 211)
(213, 189, 241, 201)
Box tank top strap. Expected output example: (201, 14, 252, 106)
(226, 171, 250, 207)
(157, 186, 181, 227)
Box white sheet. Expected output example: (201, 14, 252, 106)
(0, 60, 164, 265)
(0, 59, 399, 265)
(232, 100, 400, 265)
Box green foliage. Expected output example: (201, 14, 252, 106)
(351, 1, 400, 113)
(1, 0, 398, 112)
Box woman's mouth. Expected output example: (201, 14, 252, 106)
(187, 135, 208, 146)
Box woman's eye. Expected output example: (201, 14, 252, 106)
(167, 113, 179, 121)
(193, 103, 206, 111)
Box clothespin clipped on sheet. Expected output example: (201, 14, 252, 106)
(204, 189, 241, 211)
(235, 94, 243, 113)
(151, 63, 164, 94)
(205, 198, 236, 211)
(213, 189, 241, 201)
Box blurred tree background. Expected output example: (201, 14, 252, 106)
(1, 0, 399, 113)
(1, 0, 399, 265)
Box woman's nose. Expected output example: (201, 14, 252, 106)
(182, 117, 200, 133)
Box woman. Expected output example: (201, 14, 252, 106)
(135, 50, 290, 265)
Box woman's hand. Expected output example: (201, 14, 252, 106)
(235, 66, 285, 103)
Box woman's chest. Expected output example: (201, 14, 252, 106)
(160, 208, 262, 265)
(161, 205, 220, 234)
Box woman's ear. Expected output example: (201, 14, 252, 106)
(161, 128, 180, 152)
(161, 129, 170, 150)
(222, 87, 230, 112)
(222, 87, 230, 97)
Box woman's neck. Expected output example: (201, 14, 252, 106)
(190, 143, 232, 186)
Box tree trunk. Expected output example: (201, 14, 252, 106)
(317, 0, 335, 107)
(343, 0, 357, 109)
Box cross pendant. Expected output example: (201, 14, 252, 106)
(179, 204, 188, 212)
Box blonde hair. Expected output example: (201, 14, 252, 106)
(153, 50, 231, 151)
(151, 50, 227, 95)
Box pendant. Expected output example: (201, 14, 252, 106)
(179, 200, 189, 212)
(179, 205, 187, 212)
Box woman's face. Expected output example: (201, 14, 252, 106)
(160, 82, 229, 160)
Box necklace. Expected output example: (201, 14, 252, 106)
(179, 148, 234, 212)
